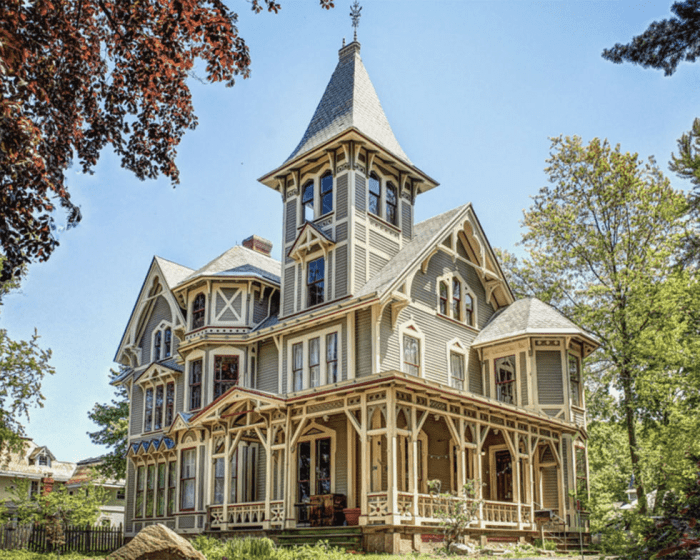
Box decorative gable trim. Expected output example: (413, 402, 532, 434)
(288, 222, 336, 263)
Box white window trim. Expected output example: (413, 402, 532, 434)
(209, 345, 245, 402)
(184, 349, 205, 412)
(295, 422, 337, 496)
(436, 271, 478, 327)
(446, 338, 468, 390)
(151, 320, 173, 362)
(287, 325, 342, 392)
(399, 319, 425, 378)
(189, 290, 208, 331)
(303, 248, 327, 310)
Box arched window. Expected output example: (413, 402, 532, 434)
(452, 278, 462, 321)
(465, 294, 474, 326)
(386, 182, 398, 225)
(163, 328, 172, 358)
(368, 173, 381, 216)
(154, 331, 162, 361)
(302, 180, 314, 222)
(321, 172, 333, 215)
(439, 281, 448, 315)
(193, 293, 206, 329)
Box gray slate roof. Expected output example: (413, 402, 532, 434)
(472, 297, 591, 347)
(286, 41, 411, 165)
(356, 205, 468, 298)
(154, 257, 193, 289)
(179, 245, 281, 287)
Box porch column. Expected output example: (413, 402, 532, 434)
(557, 437, 567, 528)
(476, 423, 488, 529)
(387, 389, 399, 525)
(263, 425, 273, 529)
(360, 393, 370, 526)
(347, 417, 355, 508)
(410, 406, 419, 520)
(223, 426, 231, 528)
(284, 415, 296, 529)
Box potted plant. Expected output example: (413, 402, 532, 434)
(343, 507, 361, 526)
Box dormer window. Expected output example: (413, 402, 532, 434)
(38, 454, 49, 467)
(437, 273, 477, 328)
(192, 293, 206, 329)
(307, 257, 325, 307)
(302, 181, 314, 223)
(321, 172, 333, 215)
(386, 182, 398, 226)
(163, 328, 172, 358)
(369, 173, 381, 216)
(154, 331, 162, 361)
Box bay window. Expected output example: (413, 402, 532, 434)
(495, 355, 516, 404)
(569, 354, 581, 407)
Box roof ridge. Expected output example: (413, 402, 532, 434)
(154, 255, 193, 271)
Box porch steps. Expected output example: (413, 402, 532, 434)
(277, 527, 363, 551)
(543, 531, 596, 554)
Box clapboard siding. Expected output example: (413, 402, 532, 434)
(469, 348, 482, 395)
(126, 462, 135, 532)
(520, 352, 528, 406)
(536, 350, 564, 405)
(283, 267, 295, 316)
(139, 296, 172, 364)
(354, 246, 366, 292)
(402, 200, 412, 241)
(253, 291, 269, 324)
(356, 309, 372, 377)
(356, 223, 366, 243)
(379, 306, 400, 371)
(297, 266, 302, 311)
(286, 199, 297, 244)
(131, 385, 144, 435)
(369, 252, 388, 277)
(356, 174, 366, 213)
(176, 372, 185, 415)
(542, 466, 559, 509)
(484, 361, 491, 398)
(369, 230, 399, 258)
(329, 415, 347, 495)
(257, 446, 267, 501)
(335, 245, 348, 298)
(258, 340, 278, 394)
(336, 222, 348, 242)
(336, 174, 349, 220)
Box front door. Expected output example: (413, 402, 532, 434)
(495, 450, 513, 502)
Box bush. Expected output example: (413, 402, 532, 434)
(191, 535, 277, 560)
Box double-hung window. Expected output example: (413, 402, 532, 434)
(293, 343, 304, 392)
(156, 463, 166, 516)
(369, 173, 381, 216)
(163, 328, 172, 358)
(180, 449, 196, 510)
(189, 359, 202, 410)
(321, 173, 333, 215)
(386, 182, 398, 226)
(290, 329, 341, 391)
(165, 383, 175, 426)
(309, 338, 321, 387)
(450, 352, 465, 390)
(439, 281, 448, 315)
(465, 294, 474, 326)
(145, 464, 155, 517)
(403, 335, 420, 376)
(214, 355, 239, 398)
(135, 466, 145, 517)
(213, 457, 225, 504)
(167, 461, 177, 516)
(302, 181, 315, 223)
(569, 355, 581, 407)
(452, 278, 462, 321)
(144, 388, 154, 432)
(154, 331, 162, 361)
(307, 257, 325, 307)
(326, 332, 338, 384)
(154, 385, 164, 431)
(495, 355, 516, 404)
(192, 294, 206, 329)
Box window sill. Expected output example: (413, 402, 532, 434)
(298, 211, 335, 230)
(368, 212, 401, 233)
(436, 312, 479, 332)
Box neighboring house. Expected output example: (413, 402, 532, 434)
(113, 39, 598, 551)
(0, 439, 76, 515)
(65, 457, 126, 527)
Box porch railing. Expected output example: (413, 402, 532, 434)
(208, 500, 284, 529)
(366, 492, 533, 528)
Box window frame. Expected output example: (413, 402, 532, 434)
(320, 172, 333, 216)
(399, 320, 425, 378)
(302, 180, 315, 223)
(436, 272, 478, 328)
(368, 172, 381, 217)
(494, 355, 517, 404)
(144, 387, 154, 432)
(287, 325, 342, 392)
(447, 339, 467, 391)
(385, 181, 398, 226)
(179, 448, 196, 511)
(306, 256, 325, 308)
(569, 353, 582, 407)
(135, 465, 145, 518)
(213, 355, 240, 399)
(192, 293, 206, 330)
(189, 358, 203, 411)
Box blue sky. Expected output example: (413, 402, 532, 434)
(3, 1, 697, 462)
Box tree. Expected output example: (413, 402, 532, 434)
(601, 1, 700, 76)
(87, 368, 129, 480)
(0, 0, 333, 284)
(427, 479, 482, 549)
(501, 136, 689, 516)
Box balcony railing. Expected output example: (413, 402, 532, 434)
(208, 500, 284, 529)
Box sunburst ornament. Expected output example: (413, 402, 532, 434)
(350, 0, 362, 42)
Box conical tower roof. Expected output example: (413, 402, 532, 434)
(286, 41, 411, 165)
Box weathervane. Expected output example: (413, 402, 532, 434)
(350, 0, 362, 42)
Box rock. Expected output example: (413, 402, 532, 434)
(107, 524, 206, 560)
(448, 542, 473, 556)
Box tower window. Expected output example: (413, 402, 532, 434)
(192, 293, 206, 330)
(307, 257, 325, 307)
(321, 173, 333, 215)
(369, 173, 381, 216)
(302, 181, 315, 223)
(386, 182, 398, 226)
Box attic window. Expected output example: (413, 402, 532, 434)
(38, 454, 49, 467)
(192, 294, 206, 329)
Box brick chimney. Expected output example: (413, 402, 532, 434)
(42, 474, 54, 495)
(242, 235, 273, 257)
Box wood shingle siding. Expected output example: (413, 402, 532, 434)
(356, 174, 366, 213)
(356, 308, 372, 377)
(519, 352, 528, 406)
(139, 295, 171, 364)
(335, 245, 348, 298)
(286, 199, 296, 244)
(258, 340, 278, 394)
(536, 350, 564, 405)
(336, 174, 348, 220)
(369, 230, 399, 258)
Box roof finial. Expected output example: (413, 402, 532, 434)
(350, 0, 362, 42)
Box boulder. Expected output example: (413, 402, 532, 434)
(107, 524, 206, 560)
(448, 542, 473, 556)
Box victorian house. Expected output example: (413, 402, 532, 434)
(113, 38, 597, 552)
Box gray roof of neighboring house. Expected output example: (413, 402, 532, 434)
(179, 245, 281, 287)
(154, 256, 193, 289)
(472, 297, 593, 347)
(286, 41, 411, 165)
(356, 205, 468, 298)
